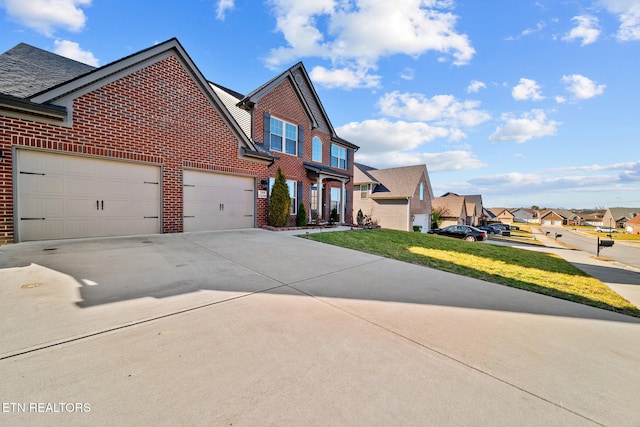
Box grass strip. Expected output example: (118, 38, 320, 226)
(307, 228, 640, 318)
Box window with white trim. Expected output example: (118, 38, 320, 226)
(312, 136, 322, 162)
(330, 187, 341, 215)
(270, 117, 297, 155)
(331, 144, 347, 169)
(269, 178, 297, 214)
(420, 182, 424, 201)
(360, 184, 369, 199)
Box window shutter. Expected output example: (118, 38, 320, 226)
(345, 188, 349, 219)
(346, 149, 350, 170)
(297, 125, 304, 157)
(297, 181, 303, 210)
(263, 112, 271, 146)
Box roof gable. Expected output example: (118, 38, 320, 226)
(12, 38, 271, 162)
(238, 62, 357, 149)
(360, 164, 431, 199)
(432, 194, 466, 217)
(608, 207, 640, 220)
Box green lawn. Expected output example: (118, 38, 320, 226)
(307, 228, 640, 318)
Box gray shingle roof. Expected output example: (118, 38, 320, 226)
(0, 43, 95, 98)
(366, 164, 427, 199)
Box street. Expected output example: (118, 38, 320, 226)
(539, 226, 640, 270)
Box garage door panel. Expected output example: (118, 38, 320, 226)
(183, 170, 254, 232)
(17, 150, 161, 241)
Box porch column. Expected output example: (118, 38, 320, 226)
(317, 174, 324, 220)
(340, 179, 346, 223)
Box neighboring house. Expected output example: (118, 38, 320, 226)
(353, 163, 433, 232)
(483, 207, 497, 223)
(462, 194, 486, 226)
(582, 211, 604, 226)
(0, 39, 356, 244)
(488, 208, 515, 224)
(539, 209, 583, 226)
(511, 208, 539, 223)
(431, 193, 468, 228)
(602, 207, 640, 229)
(626, 214, 640, 234)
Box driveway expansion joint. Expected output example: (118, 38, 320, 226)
(288, 284, 606, 427)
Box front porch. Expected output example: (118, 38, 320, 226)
(304, 162, 351, 225)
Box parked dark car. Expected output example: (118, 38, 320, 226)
(489, 223, 511, 231)
(488, 223, 511, 236)
(429, 225, 487, 242)
(478, 225, 500, 234)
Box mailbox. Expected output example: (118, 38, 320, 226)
(599, 240, 614, 247)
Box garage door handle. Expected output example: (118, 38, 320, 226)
(101, 200, 104, 210)
(96, 200, 99, 210)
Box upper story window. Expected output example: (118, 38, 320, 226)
(420, 182, 424, 201)
(331, 144, 347, 169)
(360, 184, 369, 199)
(270, 117, 297, 155)
(312, 136, 322, 162)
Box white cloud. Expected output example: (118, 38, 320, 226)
(265, 0, 475, 88)
(600, 0, 640, 41)
(2, 0, 91, 36)
(522, 21, 546, 36)
(512, 78, 545, 101)
(489, 109, 559, 143)
(53, 39, 98, 66)
(561, 74, 606, 99)
(216, 0, 234, 21)
(309, 65, 381, 89)
(377, 91, 491, 127)
(505, 21, 546, 40)
(337, 118, 460, 155)
(555, 95, 567, 104)
(357, 150, 486, 172)
(466, 80, 486, 93)
(563, 15, 601, 45)
(400, 68, 415, 81)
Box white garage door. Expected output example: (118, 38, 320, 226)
(183, 170, 255, 232)
(542, 220, 551, 225)
(17, 150, 161, 241)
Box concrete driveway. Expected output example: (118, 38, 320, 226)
(1, 229, 639, 426)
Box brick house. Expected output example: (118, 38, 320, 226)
(0, 38, 355, 243)
(212, 63, 358, 226)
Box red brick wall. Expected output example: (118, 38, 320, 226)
(255, 79, 354, 225)
(0, 55, 268, 243)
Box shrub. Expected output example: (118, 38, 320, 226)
(296, 202, 308, 226)
(268, 168, 291, 227)
(329, 207, 339, 225)
(356, 209, 364, 226)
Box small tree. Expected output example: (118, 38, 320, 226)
(431, 206, 450, 229)
(268, 168, 291, 227)
(296, 202, 308, 227)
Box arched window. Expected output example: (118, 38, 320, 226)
(312, 136, 322, 162)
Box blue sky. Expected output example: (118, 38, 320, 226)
(1, 0, 639, 209)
